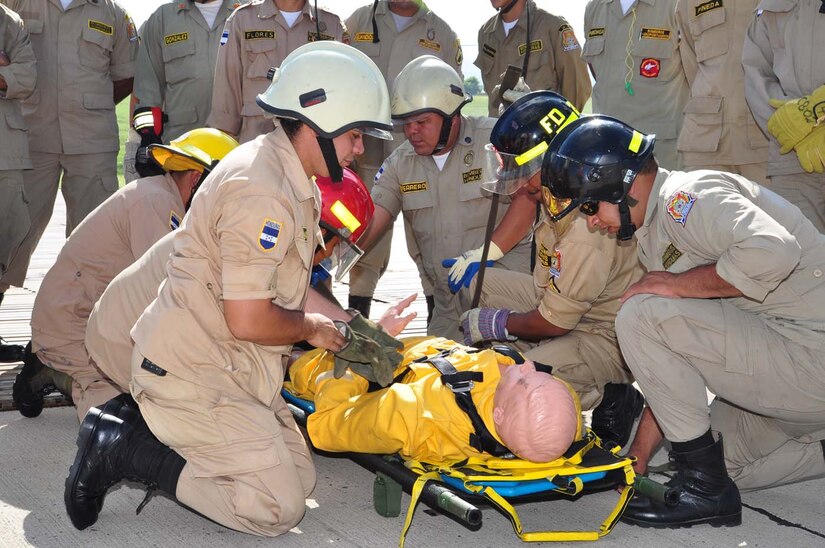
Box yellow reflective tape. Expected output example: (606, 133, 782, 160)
(515, 140, 548, 166)
(628, 130, 643, 153)
(330, 200, 361, 234)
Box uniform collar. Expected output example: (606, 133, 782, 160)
(267, 124, 317, 203)
(643, 167, 671, 228)
(259, 0, 313, 22)
(453, 116, 474, 150)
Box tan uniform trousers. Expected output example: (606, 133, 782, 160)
(1, 150, 117, 290)
(0, 170, 29, 279)
(477, 269, 633, 410)
(765, 172, 825, 234)
(37, 337, 121, 420)
(616, 294, 825, 491)
(131, 348, 315, 536)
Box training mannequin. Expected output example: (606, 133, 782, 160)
(288, 336, 582, 464)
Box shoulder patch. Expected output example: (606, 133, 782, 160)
(88, 20, 114, 36)
(455, 39, 463, 66)
(399, 181, 428, 193)
(666, 191, 696, 226)
(374, 165, 384, 184)
(662, 243, 682, 270)
(220, 29, 230, 46)
(549, 248, 562, 278)
(258, 219, 282, 251)
(639, 27, 671, 40)
(560, 27, 580, 52)
(695, 0, 723, 16)
(125, 15, 138, 42)
(482, 43, 496, 58)
(170, 211, 181, 231)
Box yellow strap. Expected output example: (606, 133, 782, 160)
(398, 470, 441, 548)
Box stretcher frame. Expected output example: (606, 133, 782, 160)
(283, 389, 638, 545)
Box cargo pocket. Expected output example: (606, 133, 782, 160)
(677, 96, 723, 152)
(162, 39, 197, 84)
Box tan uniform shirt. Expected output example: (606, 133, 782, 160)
(676, 0, 768, 167)
(134, 0, 241, 142)
(475, 1, 592, 116)
(207, 0, 345, 143)
(31, 173, 185, 355)
(371, 116, 531, 338)
(0, 3, 35, 170)
(533, 213, 643, 335)
(582, 0, 689, 169)
(742, 0, 825, 177)
(2, 0, 137, 154)
(346, 0, 463, 177)
(636, 168, 825, 350)
(132, 126, 323, 407)
(87, 232, 174, 393)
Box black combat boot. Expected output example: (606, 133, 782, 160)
(0, 336, 24, 362)
(64, 406, 186, 530)
(591, 383, 645, 450)
(12, 343, 74, 417)
(348, 295, 372, 317)
(622, 434, 741, 528)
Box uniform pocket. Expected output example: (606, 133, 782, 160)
(581, 36, 605, 61)
(677, 96, 723, 152)
(162, 39, 196, 84)
(244, 39, 275, 80)
(79, 23, 115, 72)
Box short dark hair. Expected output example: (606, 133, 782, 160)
(639, 154, 658, 175)
(279, 117, 304, 140)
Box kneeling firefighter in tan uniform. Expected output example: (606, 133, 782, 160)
(13, 128, 239, 420)
(63, 42, 407, 537)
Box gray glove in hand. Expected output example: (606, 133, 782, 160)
(332, 321, 400, 387)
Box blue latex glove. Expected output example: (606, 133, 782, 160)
(441, 242, 504, 293)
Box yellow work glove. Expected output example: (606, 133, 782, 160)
(767, 84, 825, 154)
(794, 125, 825, 173)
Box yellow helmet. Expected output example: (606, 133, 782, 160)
(149, 128, 239, 173)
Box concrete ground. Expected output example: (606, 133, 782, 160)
(1, 197, 824, 547)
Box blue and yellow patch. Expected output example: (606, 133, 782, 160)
(258, 219, 282, 251)
(666, 191, 696, 226)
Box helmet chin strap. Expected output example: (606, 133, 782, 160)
(317, 136, 343, 182)
(499, 0, 520, 14)
(185, 165, 215, 211)
(617, 200, 636, 241)
(432, 115, 454, 155)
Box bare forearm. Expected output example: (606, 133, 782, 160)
(306, 287, 351, 321)
(507, 309, 570, 341)
(224, 299, 314, 345)
(621, 264, 743, 302)
(492, 192, 535, 253)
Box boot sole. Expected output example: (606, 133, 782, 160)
(64, 407, 106, 530)
(621, 511, 742, 528)
(12, 375, 45, 418)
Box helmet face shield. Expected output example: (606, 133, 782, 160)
(481, 142, 545, 195)
(360, 126, 393, 141)
(542, 187, 576, 221)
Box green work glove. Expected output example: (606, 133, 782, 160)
(794, 125, 825, 173)
(767, 84, 825, 154)
(332, 321, 399, 387)
(347, 310, 404, 354)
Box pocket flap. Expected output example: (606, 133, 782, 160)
(581, 37, 605, 58)
(162, 38, 196, 62)
(5, 111, 27, 130)
(23, 19, 43, 34)
(83, 93, 114, 110)
(81, 23, 114, 51)
(683, 96, 722, 115)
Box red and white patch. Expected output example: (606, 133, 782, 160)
(640, 58, 661, 78)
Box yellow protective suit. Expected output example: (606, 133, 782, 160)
(287, 336, 581, 464)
